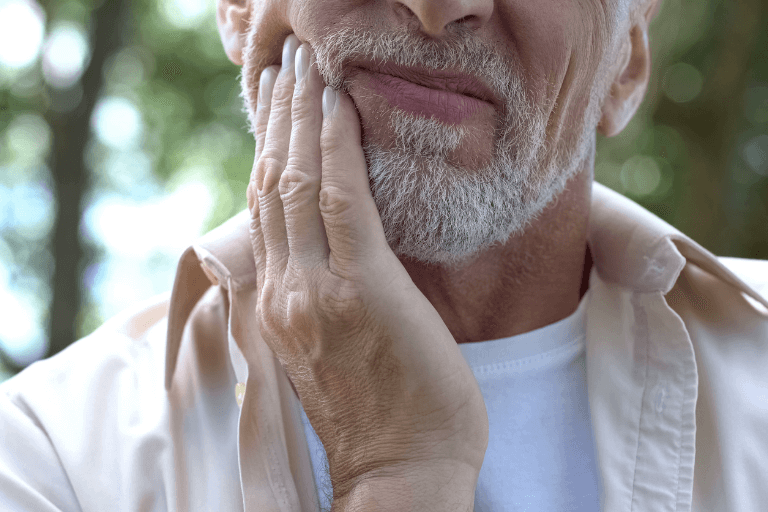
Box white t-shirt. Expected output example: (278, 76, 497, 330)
(300, 291, 601, 511)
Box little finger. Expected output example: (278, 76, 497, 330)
(257, 34, 300, 276)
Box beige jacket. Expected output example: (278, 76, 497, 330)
(1, 182, 767, 512)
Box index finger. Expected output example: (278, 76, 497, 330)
(319, 89, 390, 268)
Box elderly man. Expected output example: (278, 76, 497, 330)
(2, 0, 767, 510)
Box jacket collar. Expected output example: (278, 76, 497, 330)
(164, 182, 768, 390)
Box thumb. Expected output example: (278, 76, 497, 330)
(319, 87, 390, 269)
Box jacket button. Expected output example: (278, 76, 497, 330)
(235, 382, 246, 407)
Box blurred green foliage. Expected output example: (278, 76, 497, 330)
(0, 0, 766, 381)
(596, 0, 768, 258)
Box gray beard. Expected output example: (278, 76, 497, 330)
(363, 107, 558, 267)
(243, 24, 600, 267)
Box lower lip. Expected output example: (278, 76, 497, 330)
(364, 71, 490, 125)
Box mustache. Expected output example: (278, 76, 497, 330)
(238, 21, 539, 139)
(311, 24, 532, 115)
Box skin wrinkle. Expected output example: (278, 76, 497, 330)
(309, 24, 571, 265)
(224, 0, 659, 342)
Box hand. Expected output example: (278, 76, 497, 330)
(246, 34, 489, 505)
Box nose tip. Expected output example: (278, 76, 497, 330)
(392, 0, 493, 37)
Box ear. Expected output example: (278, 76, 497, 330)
(598, 2, 658, 137)
(217, 0, 251, 66)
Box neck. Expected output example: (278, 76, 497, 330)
(399, 160, 594, 344)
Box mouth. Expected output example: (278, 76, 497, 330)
(350, 61, 499, 125)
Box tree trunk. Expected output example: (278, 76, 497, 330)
(44, 0, 128, 359)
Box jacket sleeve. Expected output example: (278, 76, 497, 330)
(0, 389, 81, 512)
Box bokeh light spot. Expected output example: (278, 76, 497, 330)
(83, 179, 213, 258)
(663, 63, 704, 104)
(0, 289, 48, 367)
(620, 156, 663, 197)
(8, 181, 55, 240)
(5, 113, 52, 164)
(91, 96, 143, 149)
(742, 134, 768, 176)
(159, 0, 212, 29)
(594, 161, 624, 193)
(106, 47, 151, 87)
(42, 21, 90, 89)
(0, 0, 45, 69)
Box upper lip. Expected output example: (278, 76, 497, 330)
(351, 60, 500, 107)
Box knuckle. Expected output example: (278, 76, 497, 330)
(258, 276, 319, 361)
(257, 154, 287, 193)
(258, 153, 287, 176)
(278, 167, 318, 203)
(319, 185, 355, 218)
(284, 289, 312, 329)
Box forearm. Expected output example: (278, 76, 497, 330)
(330, 461, 479, 512)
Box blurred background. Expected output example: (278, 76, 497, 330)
(0, 0, 766, 383)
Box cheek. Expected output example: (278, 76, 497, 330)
(495, 0, 573, 114)
(241, 1, 292, 103)
(245, 0, 349, 76)
(504, 0, 611, 141)
(557, 7, 614, 135)
(290, 1, 364, 43)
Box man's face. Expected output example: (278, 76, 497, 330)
(238, 0, 633, 266)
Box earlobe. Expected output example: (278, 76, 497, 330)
(597, 21, 652, 137)
(217, 0, 251, 66)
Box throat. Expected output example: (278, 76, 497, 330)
(401, 241, 593, 345)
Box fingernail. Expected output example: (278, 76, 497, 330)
(322, 87, 337, 117)
(282, 34, 300, 72)
(295, 45, 310, 85)
(258, 67, 276, 105)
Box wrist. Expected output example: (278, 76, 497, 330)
(330, 460, 479, 512)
